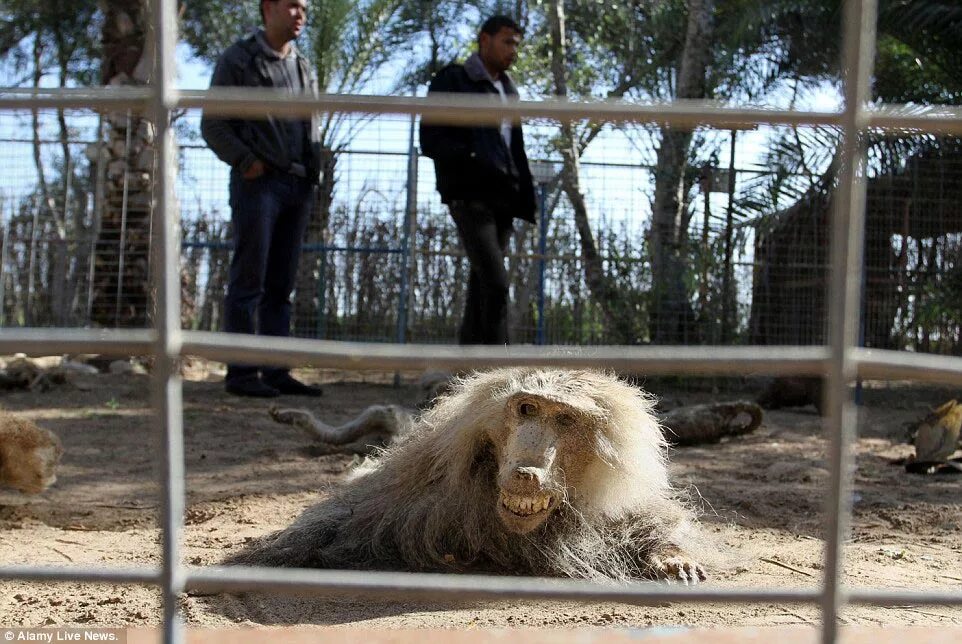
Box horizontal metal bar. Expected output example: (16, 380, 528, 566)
(180, 241, 402, 255)
(0, 328, 155, 356)
(847, 588, 962, 607)
(867, 105, 962, 136)
(0, 565, 160, 585)
(300, 244, 402, 254)
(5, 328, 962, 387)
(181, 90, 839, 129)
(0, 87, 152, 111)
(186, 566, 820, 605)
(5, 88, 962, 135)
(5, 565, 956, 609)
(181, 331, 830, 375)
(853, 348, 962, 385)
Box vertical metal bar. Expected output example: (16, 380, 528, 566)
(821, 1, 876, 642)
(317, 249, 328, 339)
(536, 182, 548, 345)
(59, 157, 73, 326)
(26, 197, 40, 325)
(722, 130, 736, 344)
(0, 216, 8, 328)
(115, 110, 134, 327)
(395, 112, 418, 346)
(87, 115, 107, 325)
(150, 0, 185, 642)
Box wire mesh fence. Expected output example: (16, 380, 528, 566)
(4, 109, 962, 353)
(2, 1, 962, 642)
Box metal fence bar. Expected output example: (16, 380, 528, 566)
(821, 1, 877, 642)
(0, 327, 154, 354)
(180, 241, 403, 254)
(845, 589, 962, 607)
(180, 332, 833, 375)
(3, 563, 957, 608)
(186, 567, 820, 604)
(0, 87, 152, 110)
(4, 87, 962, 132)
(854, 348, 962, 382)
(149, 1, 185, 643)
(5, 0, 962, 640)
(176, 91, 844, 129)
(6, 326, 962, 385)
(0, 566, 161, 585)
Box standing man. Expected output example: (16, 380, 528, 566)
(420, 15, 537, 345)
(201, 0, 323, 398)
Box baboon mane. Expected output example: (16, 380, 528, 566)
(228, 368, 704, 582)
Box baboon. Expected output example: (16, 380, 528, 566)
(231, 368, 708, 583)
(0, 413, 63, 494)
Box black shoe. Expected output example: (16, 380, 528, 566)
(225, 376, 280, 398)
(263, 373, 323, 397)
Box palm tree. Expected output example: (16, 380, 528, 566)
(744, 0, 962, 350)
(90, 0, 154, 328)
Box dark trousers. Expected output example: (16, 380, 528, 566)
(450, 200, 513, 345)
(224, 169, 313, 383)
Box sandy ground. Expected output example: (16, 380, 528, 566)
(0, 364, 960, 631)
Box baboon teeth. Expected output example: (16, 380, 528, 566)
(499, 491, 553, 516)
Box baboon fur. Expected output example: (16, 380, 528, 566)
(0, 412, 63, 494)
(230, 368, 708, 583)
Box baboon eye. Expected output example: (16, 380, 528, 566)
(556, 413, 575, 427)
(518, 402, 538, 416)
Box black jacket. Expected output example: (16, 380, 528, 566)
(200, 33, 323, 183)
(419, 54, 537, 223)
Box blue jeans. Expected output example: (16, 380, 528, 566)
(224, 169, 314, 383)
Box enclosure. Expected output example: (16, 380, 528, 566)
(1, 0, 961, 642)
(0, 365, 959, 632)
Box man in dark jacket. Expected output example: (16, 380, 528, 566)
(420, 15, 537, 345)
(201, 0, 322, 398)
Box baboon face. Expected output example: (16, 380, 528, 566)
(491, 393, 598, 535)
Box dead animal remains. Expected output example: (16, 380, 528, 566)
(0, 412, 63, 494)
(270, 381, 763, 454)
(231, 368, 708, 583)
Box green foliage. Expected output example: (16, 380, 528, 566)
(0, 0, 100, 86)
(181, 0, 404, 94)
(179, 0, 260, 62)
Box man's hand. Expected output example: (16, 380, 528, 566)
(243, 159, 266, 180)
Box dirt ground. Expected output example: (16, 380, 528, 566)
(1, 362, 960, 631)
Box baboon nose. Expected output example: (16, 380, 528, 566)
(513, 466, 542, 484)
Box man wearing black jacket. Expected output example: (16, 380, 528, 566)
(201, 0, 322, 398)
(420, 15, 537, 346)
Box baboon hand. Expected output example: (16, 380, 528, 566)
(649, 554, 707, 585)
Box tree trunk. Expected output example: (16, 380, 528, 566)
(649, 0, 715, 344)
(548, 0, 636, 343)
(91, 0, 156, 328)
(29, 35, 50, 326)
